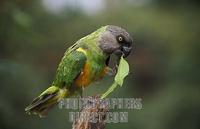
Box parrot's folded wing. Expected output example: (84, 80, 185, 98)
(53, 48, 87, 87)
(25, 49, 87, 117)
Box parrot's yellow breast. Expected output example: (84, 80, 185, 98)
(75, 63, 91, 87)
(74, 47, 107, 88)
(74, 63, 108, 88)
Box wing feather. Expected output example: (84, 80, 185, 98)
(53, 49, 87, 87)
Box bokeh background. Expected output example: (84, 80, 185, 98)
(0, 0, 200, 129)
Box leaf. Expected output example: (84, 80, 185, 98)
(114, 56, 129, 86)
(101, 56, 129, 99)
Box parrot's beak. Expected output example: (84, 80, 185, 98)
(114, 46, 132, 58)
(121, 46, 132, 58)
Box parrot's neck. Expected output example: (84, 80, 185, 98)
(85, 42, 108, 64)
(79, 26, 109, 63)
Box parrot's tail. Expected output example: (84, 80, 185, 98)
(25, 86, 68, 117)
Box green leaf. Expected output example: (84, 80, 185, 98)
(101, 56, 129, 99)
(114, 56, 129, 86)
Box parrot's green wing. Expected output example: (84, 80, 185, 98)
(25, 49, 87, 117)
(53, 48, 87, 88)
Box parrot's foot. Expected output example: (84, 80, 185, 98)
(106, 66, 117, 76)
(78, 87, 84, 98)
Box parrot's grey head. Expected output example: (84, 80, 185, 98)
(99, 25, 133, 58)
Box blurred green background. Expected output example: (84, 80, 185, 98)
(0, 0, 200, 129)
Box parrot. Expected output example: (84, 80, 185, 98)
(25, 25, 133, 117)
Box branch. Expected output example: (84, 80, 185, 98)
(72, 96, 108, 129)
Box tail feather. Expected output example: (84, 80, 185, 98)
(25, 86, 67, 117)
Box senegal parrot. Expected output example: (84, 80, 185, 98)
(25, 25, 133, 117)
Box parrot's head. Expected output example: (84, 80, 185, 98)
(99, 25, 133, 58)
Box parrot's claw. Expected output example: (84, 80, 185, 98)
(107, 66, 117, 76)
(79, 87, 84, 98)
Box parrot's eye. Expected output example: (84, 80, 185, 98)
(118, 36, 123, 41)
(117, 35, 124, 43)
